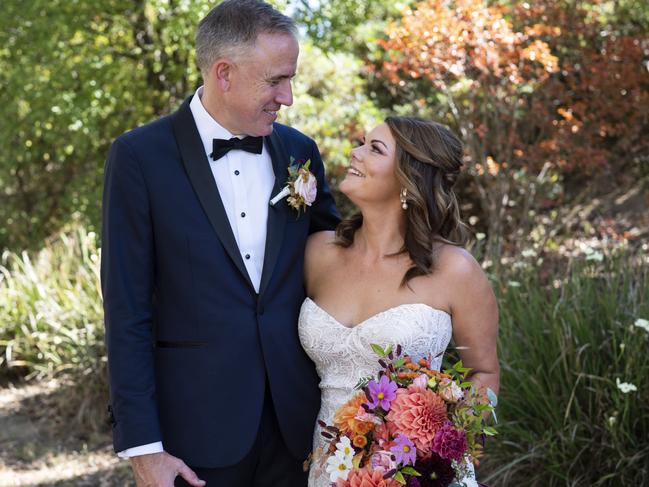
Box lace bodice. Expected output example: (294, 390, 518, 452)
(298, 297, 477, 486)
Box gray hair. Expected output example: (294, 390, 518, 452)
(196, 0, 297, 78)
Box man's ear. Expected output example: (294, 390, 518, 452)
(211, 59, 234, 91)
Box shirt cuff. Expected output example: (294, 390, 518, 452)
(117, 441, 164, 459)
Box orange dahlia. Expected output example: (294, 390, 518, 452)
(333, 393, 375, 436)
(385, 386, 448, 455)
(335, 467, 399, 487)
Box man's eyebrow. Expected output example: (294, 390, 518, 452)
(269, 73, 296, 80)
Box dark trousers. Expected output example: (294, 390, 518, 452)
(175, 384, 308, 487)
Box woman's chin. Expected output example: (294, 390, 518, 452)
(338, 176, 357, 196)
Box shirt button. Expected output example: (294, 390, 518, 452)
(241, 212, 246, 218)
(234, 170, 240, 176)
(245, 254, 251, 260)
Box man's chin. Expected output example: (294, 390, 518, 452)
(257, 124, 274, 137)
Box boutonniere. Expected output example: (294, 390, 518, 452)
(269, 157, 317, 213)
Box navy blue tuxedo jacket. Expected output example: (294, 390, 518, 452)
(101, 97, 340, 467)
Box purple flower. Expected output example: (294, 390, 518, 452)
(431, 422, 467, 462)
(390, 434, 417, 466)
(367, 375, 398, 411)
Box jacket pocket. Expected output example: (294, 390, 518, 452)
(156, 340, 207, 349)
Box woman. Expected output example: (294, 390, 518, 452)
(298, 117, 499, 486)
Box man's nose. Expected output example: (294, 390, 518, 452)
(276, 79, 293, 107)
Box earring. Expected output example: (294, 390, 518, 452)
(400, 188, 408, 210)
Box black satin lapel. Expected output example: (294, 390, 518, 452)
(171, 97, 255, 292)
(259, 128, 289, 297)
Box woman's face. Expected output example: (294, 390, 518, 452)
(339, 123, 401, 206)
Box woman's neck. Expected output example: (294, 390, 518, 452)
(354, 206, 406, 260)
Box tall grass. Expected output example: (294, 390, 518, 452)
(482, 254, 649, 485)
(0, 226, 107, 434)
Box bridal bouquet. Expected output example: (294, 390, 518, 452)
(312, 344, 497, 487)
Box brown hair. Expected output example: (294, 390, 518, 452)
(335, 116, 469, 286)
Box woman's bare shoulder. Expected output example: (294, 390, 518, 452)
(434, 243, 483, 278)
(305, 231, 340, 268)
(306, 230, 337, 254)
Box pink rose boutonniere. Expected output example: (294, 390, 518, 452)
(269, 157, 317, 214)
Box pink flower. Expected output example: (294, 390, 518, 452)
(355, 407, 382, 425)
(411, 374, 429, 391)
(369, 450, 397, 471)
(385, 386, 448, 456)
(438, 378, 464, 403)
(294, 169, 317, 205)
(371, 422, 391, 449)
(431, 422, 467, 462)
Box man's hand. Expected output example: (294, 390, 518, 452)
(130, 452, 206, 487)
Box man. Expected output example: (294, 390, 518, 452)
(101, 1, 340, 485)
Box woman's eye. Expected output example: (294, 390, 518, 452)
(371, 144, 382, 154)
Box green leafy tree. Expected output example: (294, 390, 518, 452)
(294, 0, 409, 53)
(0, 0, 288, 251)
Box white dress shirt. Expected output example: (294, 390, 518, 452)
(118, 86, 275, 459)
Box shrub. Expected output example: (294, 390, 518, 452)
(0, 225, 107, 434)
(481, 252, 649, 485)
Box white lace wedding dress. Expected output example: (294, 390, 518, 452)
(298, 297, 477, 487)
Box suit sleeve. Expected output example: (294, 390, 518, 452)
(307, 140, 341, 233)
(101, 137, 162, 452)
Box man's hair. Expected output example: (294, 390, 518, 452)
(196, 0, 297, 78)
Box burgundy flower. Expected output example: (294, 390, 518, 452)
(406, 477, 422, 487)
(431, 422, 467, 462)
(414, 453, 455, 487)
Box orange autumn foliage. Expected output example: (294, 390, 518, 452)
(377, 0, 649, 258)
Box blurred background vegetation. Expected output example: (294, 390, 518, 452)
(1, 0, 648, 485)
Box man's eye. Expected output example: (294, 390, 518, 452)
(269, 79, 280, 86)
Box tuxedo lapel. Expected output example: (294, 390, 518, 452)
(258, 128, 289, 297)
(171, 97, 255, 292)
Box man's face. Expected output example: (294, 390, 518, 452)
(224, 32, 298, 137)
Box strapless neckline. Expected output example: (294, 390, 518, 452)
(304, 297, 451, 330)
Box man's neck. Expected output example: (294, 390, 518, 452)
(199, 86, 241, 135)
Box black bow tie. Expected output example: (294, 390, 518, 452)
(211, 136, 263, 161)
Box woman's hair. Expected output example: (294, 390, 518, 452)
(195, 0, 297, 79)
(336, 116, 470, 286)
